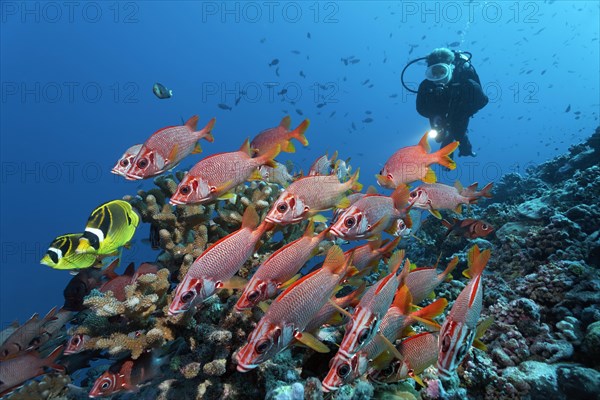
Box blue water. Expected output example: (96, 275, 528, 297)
(1, 1, 598, 327)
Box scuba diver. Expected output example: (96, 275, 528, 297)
(402, 48, 488, 157)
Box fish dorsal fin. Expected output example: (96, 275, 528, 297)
(124, 262, 136, 277)
(241, 206, 260, 230)
(240, 138, 252, 155)
(279, 116, 292, 130)
(323, 245, 346, 274)
(103, 258, 121, 279)
(366, 185, 379, 194)
(392, 285, 412, 315)
(380, 236, 401, 256)
(418, 133, 430, 152)
(388, 250, 405, 274)
(368, 238, 383, 250)
(441, 256, 459, 280)
(454, 180, 464, 192)
(391, 184, 410, 211)
(303, 220, 315, 237)
(185, 115, 199, 131)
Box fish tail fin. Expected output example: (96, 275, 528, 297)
(241, 206, 260, 230)
(257, 144, 281, 168)
(42, 306, 59, 324)
(391, 184, 410, 211)
(466, 245, 491, 279)
(199, 117, 216, 143)
(433, 141, 459, 170)
(290, 119, 310, 146)
(392, 285, 413, 315)
(185, 115, 199, 131)
(43, 345, 66, 371)
(348, 168, 362, 192)
(479, 182, 494, 199)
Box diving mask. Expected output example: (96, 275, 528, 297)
(425, 63, 454, 84)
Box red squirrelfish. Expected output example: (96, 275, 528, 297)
(336, 252, 409, 360)
(64, 333, 91, 355)
(111, 144, 142, 177)
(322, 287, 446, 392)
(169, 206, 270, 315)
(308, 151, 338, 176)
(99, 262, 136, 301)
(26, 308, 76, 350)
(170, 140, 280, 205)
(346, 237, 400, 275)
(0, 346, 64, 397)
(125, 116, 216, 180)
(331, 185, 412, 241)
(236, 246, 351, 372)
(88, 348, 169, 398)
(437, 246, 490, 379)
(376, 133, 458, 188)
(266, 170, 362, 224)
(63, 258, 120, 311)
(0, 307, 57, 360)
(368, 331, 439, 385)
(250, 116, 309, 156)
(442, 218, 495, 239)
(235, 221, 328, 311)
(406, 257, 458, 305)
(409, 181, 493, 218)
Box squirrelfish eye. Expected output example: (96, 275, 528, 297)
(277, 203, 288, 213)
(410, 191, 417, 198)
(337, 363, 351, 377)
(181, 291, 194, 303)
(72, 336, 81, 346)
(120, 159, 129, 167)
(441, 335, 451, 353)
(255, 339, 271, 354)
(137, 158, 149, 169)
(180, 185, 192, 195)
(357, 328, 370, 344)
(247, 290, 260, 302)
(344, 217, 355, 228)
(101, 380, 111, 390)
(482, 224, 489, 230)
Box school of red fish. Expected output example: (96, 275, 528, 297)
(0, 115, 497, 397)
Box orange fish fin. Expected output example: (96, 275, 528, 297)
(473, 339, 487, 351)
(392, 285, 413, 315)
(200, 118, 216, 142)
(387, 249, 405, 275)
(480, 182, 494, 198)
(248, 169, 263, 181)
(409, 371, 426, 388)
(294, 331, 329, 353)
(348, 168, 362, 192)
(279, 274, 301, 289)
(423, 167, 437, 183)
(369, 215, 391, 235)
(413, 297, 448, 321)
(325, 313, 344, 326)
(257, 301, 270, 313)
(218, 276, 248, 290)
(240, 138, 252, 155)
(476, 315, 494, 340)
(303, 220, 315, 237)
(310, 214, 328, 224)
(290, 119, 310, 146)
(434, 141, 459, 170)
(418, 132, 431, 152)
(454, 204, 463, 214)
(391, 184, 410, 211)
(192, 142, 202, 154)
(323, 245, 347, 274)
(241, 206, 260, 230)
(185, 115, 199, 130)
(428, 207, 442, 219)
(380, 236, 401, 256)
(335, 196, 351, 209)
(279, 115, 292, 130)
(284, 140, 296, 153)
(366, 185, 379, 194)
(167, 144, 179, 163)
(377, 332, 403, 360)
(368, 238, 383, 250)
(258, 144, 281, 168)
(442, 256, 459, 280)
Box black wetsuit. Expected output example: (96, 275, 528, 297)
(416, 55, 488, 156)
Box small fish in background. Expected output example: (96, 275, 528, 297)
(442, 218, 495, 239)
(268, 58, 279, 67)
(307, 32, 311, 39)
(299, 70, 306, 78)
(250, 116, 310, 156)
(75, 200, 140, 256)
(124, 116, 216, 180)
(111, 144, 142, 177)
(376, 133, 458, 188)
(438, 246, 492, 379)
(363, 117, 373, 123)
(64, 333, 91, 355)
(152, 82, 172, 99)
(218, 103, 232, 110)
(0, 346, 64, 397)
(565, 104, 571, 113)
(41, 233, 98, 270)
(447, 41, 461, 47)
